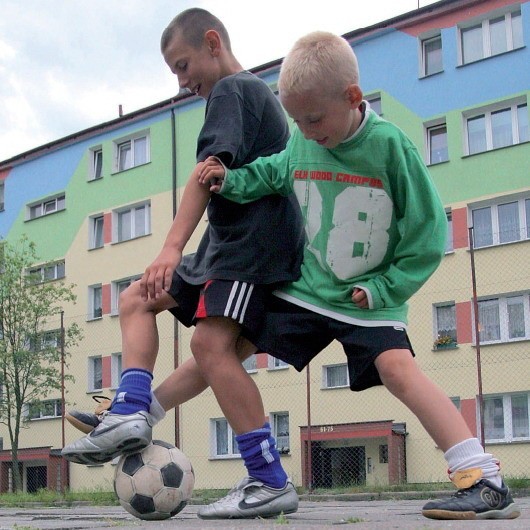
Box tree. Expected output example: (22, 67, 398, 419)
(0, 236, 82, 491)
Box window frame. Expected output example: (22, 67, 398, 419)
(28, 260, 65, 283)
(89, 214, 105, 249)
(89, 146, 103, 181)
(474, 293, 530, 344)
(88, 355, 103, 392)
(433, 302, 457, 348)
(26, 398, 62, 420)
(482, 392, 530, 443)
(242, 355, 257, 373)
(322, 363, 350, 389)
(458, 8, 523, 65)
(470, 194, 530, 248)
(268, 355, 289, 370)
(271, 411, 290, 454)
(27, 193, 66, 220)
(112, 201, 151, 243)
(464, 99, 528, 155)
(420, 32, 443, 77)
(88, 284, 103, 320)
(210, 418, 239, 458)
(426, 121, 449, 165)
(113, 131, 150, 173)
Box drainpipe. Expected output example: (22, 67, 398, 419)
(170, 107, 180, 447)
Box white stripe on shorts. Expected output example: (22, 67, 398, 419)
(224, 281, 254, 324)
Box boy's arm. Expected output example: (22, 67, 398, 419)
(200, 150, 292, 201)
(355, 146, 447, 309)
(140, 164, 209, 301)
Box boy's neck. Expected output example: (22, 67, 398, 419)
(219, 55, 244, 78)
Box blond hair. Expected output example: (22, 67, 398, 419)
(278, 31, 359, 97)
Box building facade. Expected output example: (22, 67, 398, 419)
(0, 0, 529, 492)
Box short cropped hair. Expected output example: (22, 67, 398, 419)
(279, 31, 359, 96)
(160, 8, 231, 52)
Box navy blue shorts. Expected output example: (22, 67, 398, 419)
(245, 296, 414, 391)
(167, 273, 270, 337)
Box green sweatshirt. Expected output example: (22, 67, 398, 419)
(220, 108, 447, 327)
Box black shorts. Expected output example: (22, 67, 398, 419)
(167, 273, 270, 337)
(247, 296, 414, 391)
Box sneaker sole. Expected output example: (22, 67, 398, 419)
(62, 436, 150, 465)
(422, 503, 521, 520)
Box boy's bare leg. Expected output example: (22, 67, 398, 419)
(374, 349, 472, 451)
(190, 316, 265, 434)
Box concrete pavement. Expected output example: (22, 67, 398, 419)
(0, 496, 527, 530)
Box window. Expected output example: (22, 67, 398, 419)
(89, 147, 103, 181)
(27, 194, 65, 220)
(29, 261, 65, 283)
(271, 412, 290, 453)
(421, 34, 443, 76)
(88, 356, 103, 391)
(115, 133, 149, 172)
(89, 214, 104, 249)
(483, 392, 530, 442)
(471, 195, 530, 248)
(379, 444, 389, 463)
(111, 352, 122, 388)
(29, 329, 60, 352)
(434, 303, 457, 347)
(211, 418, 239, 457)
(268, 355, 289, 370)
(242, 355, 257, 372)
(323, 364, 349, 388)
(27, 398, 62, 420)
(427, 123, 448, 164)
(450, 396, 461, 411)
(476, 293, 530, 343)
(366, 94, 382, 116)
(0, 182, 4, 211)
(445, 210, 453, 253)
(465, 101, 528, 155)
(113, 201, 151, 243)
(459, 9, 522, 65)
(88, 284, 103, 319)
(111, 276, 141, 314)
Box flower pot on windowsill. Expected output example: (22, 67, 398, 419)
(433, 335, 457, 350)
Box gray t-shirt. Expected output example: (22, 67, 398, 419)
(178, 71, 304, 285)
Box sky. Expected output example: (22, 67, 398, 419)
(0, 0, 440, 162)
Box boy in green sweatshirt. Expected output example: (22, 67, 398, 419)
(198, 31, 520, 521)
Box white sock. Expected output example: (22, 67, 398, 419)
(149, 392, 166, 425)
(445, 438, 502, 488)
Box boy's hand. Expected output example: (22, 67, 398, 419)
(198, 157, 226, 192)
(140, 247, 182, 301)
(352, 287, 368, 309)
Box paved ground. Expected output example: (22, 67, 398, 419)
(0, 496, 527, 530)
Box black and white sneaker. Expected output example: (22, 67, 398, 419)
(422, 479, 520, 520)
(197, 477, 299, 519)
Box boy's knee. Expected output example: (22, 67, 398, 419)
(376, 349, 415, 393)
(119, 282, 141, 315)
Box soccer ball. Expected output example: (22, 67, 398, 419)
(114, 440, 195, 520)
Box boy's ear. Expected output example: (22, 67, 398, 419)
(204, 30, 222, 57)
(345, 84, 363, 108)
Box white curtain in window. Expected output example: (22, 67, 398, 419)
(462, 25, 483, 63)
(478, 299, 500, 341)
(134, 137, 147, 166)
(467, 115, 487, 154)
(489, 16, 508, 56)
(327, 365, 348, 387)
(511, 395, 529, 438)
(512, 11, 523, 48)
(518, 105, 529, 143)
(491, 108, 513, 149)
(472, 207, 493, 247)
(507, 296, 525, 338)
(436, 305, 456, 340)
(498, 202, 520, 243)
(484, 397, 505, 440)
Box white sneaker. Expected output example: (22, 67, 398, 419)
(61, 411, 152, 465)
(197, 477, 299, 519)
